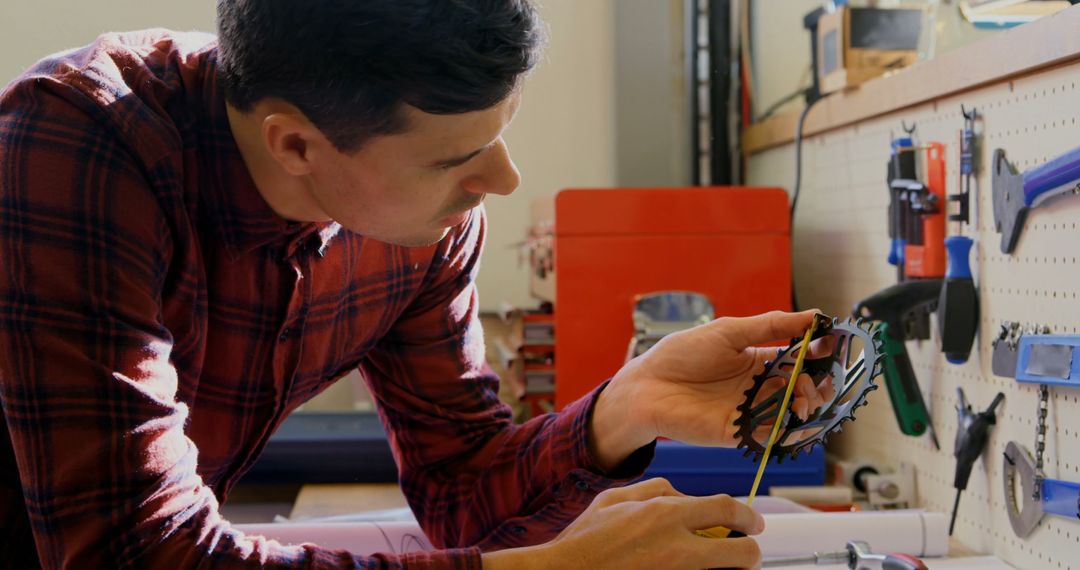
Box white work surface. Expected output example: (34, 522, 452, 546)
(765, 557, 1012, 570)
(239, 491, 1006, 566)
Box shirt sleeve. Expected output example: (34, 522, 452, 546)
(359, 207, 656, 553)
(0, 78, 478, 569)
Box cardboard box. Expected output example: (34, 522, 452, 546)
(817, 7, 923, 94)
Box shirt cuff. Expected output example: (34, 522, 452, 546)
(558, 379, 657, 483)
(400, 547, 482, 570)
(471, 381, 658, 551)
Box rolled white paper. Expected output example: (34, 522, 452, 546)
(756, 510, 949, 558)
(768, 485, 854, 505)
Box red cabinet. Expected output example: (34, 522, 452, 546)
(554, 187, 792, 409)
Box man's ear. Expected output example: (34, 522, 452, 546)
(261, 111, 328, 176)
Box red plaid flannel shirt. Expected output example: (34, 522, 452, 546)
(0, 30, 652, 569)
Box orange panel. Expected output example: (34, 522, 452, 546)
(903, 142, 946, 278)
(554, 187, 791, 410)
(556, 187, 790, 236)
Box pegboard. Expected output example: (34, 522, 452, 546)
(747, 62, 1080, 568)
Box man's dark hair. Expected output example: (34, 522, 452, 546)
(216, 0, 544, 152)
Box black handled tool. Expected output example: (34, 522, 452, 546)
(950, 388, 1004, 535)
(937, 236, 978, 364)
(938, 107, 980, 365)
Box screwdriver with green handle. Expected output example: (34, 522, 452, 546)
(876, 321, 936, 443)
(854, 280, 942, 450)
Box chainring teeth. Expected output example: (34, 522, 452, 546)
(732, 315, 883, 464)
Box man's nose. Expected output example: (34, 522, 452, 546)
(461, 139, 520, 197)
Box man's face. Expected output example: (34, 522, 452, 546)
(306, 92, 523, 247)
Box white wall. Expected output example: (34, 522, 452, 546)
(480, 0, 618, 311)
(749, 0, 821, 121)
(0, 1, 216, 82)
(613, 0, 691, 188)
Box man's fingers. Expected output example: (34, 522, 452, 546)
(594, 477, 685, 507)
(715, 310, 820, 349)
(807, 334, 836, 359)
(749, 347, 778, 375)
(682, 496, 765, 568)
(695, 535, 763, 570)
(819, 379, 836, 402)
(792, 398, 809, 420)
(797, 373, 826, 415)
(680, 494, 765, 536)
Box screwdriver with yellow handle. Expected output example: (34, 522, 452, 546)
(696, 317, 821, 540)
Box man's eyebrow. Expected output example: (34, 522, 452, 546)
(431, 141, 495, 168)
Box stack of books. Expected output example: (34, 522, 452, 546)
(959, 0, 1071, 28)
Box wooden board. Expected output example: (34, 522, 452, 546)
(290, 483, 409, 520)
(743, 5, 1080, 155)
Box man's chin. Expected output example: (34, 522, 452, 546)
(376, 228, 451, 248)
(337, 220, 451, 248)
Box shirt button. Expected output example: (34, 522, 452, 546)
(575, 480, 589, 491)
(511, 526, 527, 535)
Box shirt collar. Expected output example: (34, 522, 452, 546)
(197, 49, 340, 261)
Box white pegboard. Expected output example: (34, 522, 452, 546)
(747, 62, 1080, 568)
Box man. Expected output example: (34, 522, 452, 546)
(0, 1, 828, 568)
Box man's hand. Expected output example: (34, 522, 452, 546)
(481, 478, 764, 570)
(590, 310, 831, 471)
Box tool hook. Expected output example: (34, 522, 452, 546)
(956, 387, 970, 413)
(995, 148, 1009, 176)
(901, 120, 917, 135)
(961, 104, 977, 121)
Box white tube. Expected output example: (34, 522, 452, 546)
(768, 486, 854, 505)
(756, 510, 949, 558)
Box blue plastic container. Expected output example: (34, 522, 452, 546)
(639, 441, 826, 496)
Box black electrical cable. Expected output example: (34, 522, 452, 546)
(756, 87, 810, 123)
(789, 98, 818, 312)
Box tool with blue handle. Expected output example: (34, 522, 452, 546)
(1014, 335, 1080, 388)
(1003, 440, 1080, 538)
(998, 333, 1080, 537)
(937, 236, 978, 364)
(887, 136, 915, 273)
(992, 144, 1080, 254)
(938, 108, 980, 366)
